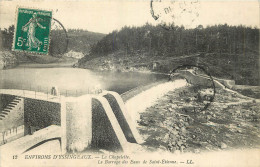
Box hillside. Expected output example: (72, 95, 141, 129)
(67, 29, 105, 54)
(0, 26, 105, 66)
(78, 24, 259, 86)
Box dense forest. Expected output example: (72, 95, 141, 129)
(0, 25, 14, 51)
(80, 24, 259, 86)
(90, 23, 258, 56)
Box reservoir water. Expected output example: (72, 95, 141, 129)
(0, 65, 168, 96)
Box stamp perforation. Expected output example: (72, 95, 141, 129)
(12, 6, 53, 55)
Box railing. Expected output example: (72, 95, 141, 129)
(0, 125, 24, 145)
(0, 86, 103, 101)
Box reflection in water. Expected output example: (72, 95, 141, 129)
(0, 67, 167, 96)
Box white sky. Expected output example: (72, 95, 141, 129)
(0, 0, 259, 34)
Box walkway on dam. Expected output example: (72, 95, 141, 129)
(0, 89, 61, 103)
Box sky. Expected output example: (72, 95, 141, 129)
(0, 0, 259, 34)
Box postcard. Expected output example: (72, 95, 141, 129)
(0, 0, 259, 166)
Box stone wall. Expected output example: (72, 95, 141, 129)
(24, 98, 61, 135)
(0, 97, 24, 132)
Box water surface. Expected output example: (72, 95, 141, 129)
(0, 66, 167, 96)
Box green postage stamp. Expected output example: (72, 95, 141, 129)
(12, 8, 52, 54)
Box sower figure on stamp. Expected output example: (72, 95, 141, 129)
(22, 13, 46, 51)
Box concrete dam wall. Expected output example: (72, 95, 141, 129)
(0, 89, 142, 155)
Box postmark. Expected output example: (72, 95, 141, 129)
(150, 0, 200, 30)
(13, 7, 52, 55)
(169, 64, 216, 112)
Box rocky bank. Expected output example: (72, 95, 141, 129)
(137, 81, 260, 153)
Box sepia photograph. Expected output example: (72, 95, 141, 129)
(0, 0, 259, 166)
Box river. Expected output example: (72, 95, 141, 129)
(0, 65, 168, 96)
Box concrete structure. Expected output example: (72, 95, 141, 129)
(177, 69, 237, 89)
(63, 95, 92, 152)
(102, 91, 143, 144)
(0, 125, 62, 156)
(0, 125, 24, 145)
(24, 98, 61, 135)
(90, 96, 128, 152)
(0, 89, 142, 154)
(0, 95, 24, 145)
(0, 96, 24, 131)
(178, 70, 222, 88)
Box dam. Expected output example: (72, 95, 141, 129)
(0, 68, 231, 156)
(0, 88, 143, 156)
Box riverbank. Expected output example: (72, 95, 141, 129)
(78, 51, 260, 99)
(0, 50, 81, 70)
(124, 78, 260, 154)
(79, 50, 259, 84)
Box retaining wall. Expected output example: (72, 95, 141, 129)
(24, 98, 61, 135)
(0, 90, 141, 153)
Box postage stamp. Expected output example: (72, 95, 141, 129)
(12, 7, 52, 54)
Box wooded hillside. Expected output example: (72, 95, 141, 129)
(90, 24, 258, 56)
(80, 24, 259, 85)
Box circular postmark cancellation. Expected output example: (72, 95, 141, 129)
(13, 7, 68, 64)
(169, 64, 216, 112)
(20, 16, 69, 64)
(150, 0, 200, 30)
